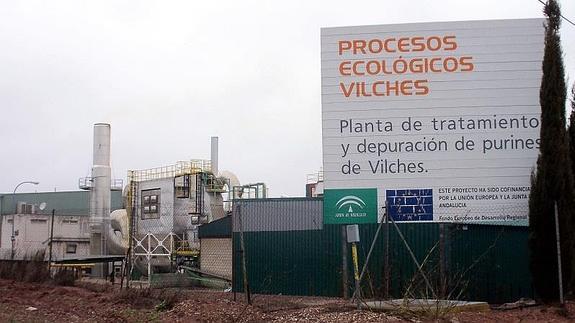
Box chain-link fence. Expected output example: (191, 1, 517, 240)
(0, 191, 534, 305)
(353, 206, 530, 304)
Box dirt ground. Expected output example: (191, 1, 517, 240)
(0, 279, 574, 322)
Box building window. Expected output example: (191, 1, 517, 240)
(66, 243, 77, 254)
(175, 175, 190, 198)
(30, 218, 47, 224)
(141, 189, 161, 219)
(62, 218, 79, 224)
(18, 203, 35, 214)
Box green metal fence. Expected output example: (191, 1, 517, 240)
(232, 199, 532, 304)
(233, 227, 342, 297)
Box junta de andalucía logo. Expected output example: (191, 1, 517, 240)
(336, 195, 367, 216)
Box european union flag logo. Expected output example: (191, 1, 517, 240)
(386, 189, 433, 221)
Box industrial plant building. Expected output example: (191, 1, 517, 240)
(0, 123, 267, 285)
(0, 190, 123, 260)
(0, 121, 536, 305)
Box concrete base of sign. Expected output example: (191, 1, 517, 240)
(364, 299, 490, 313)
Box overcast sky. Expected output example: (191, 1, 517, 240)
(1, 0, 574, 197)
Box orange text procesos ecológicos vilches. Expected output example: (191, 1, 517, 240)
(335, 35, 475, 97)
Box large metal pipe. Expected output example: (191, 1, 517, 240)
(211, 136, 219, 176)
(93, 123, 111, 166)
(90, 123, 111, 276)
(90, 123, 111, 225)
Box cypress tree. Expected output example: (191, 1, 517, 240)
(569, 85, 575, 183)
(529, 0, 575, 301)
(568, 84, 575, 290)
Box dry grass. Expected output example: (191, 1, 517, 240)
(52, 268, 76, 286)
(0, 251, 49, 283)
(112, 286, 182, 311)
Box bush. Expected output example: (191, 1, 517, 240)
(112, 287, 181, 311)
(52, 268, 76, 286)
(155, 289, 180, 312)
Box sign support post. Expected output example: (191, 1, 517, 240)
(346, 224, 361, 308)
(351, 242, 361, 309)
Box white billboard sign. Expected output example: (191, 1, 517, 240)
(321, 19, 545, 224)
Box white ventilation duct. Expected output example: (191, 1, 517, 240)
(108, 209, 129, 255)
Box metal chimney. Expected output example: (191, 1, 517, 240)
(211, 136, 218, 176)
(90, 123, 111, 276)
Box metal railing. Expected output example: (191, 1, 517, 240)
(128, 160, 212, 182)
(78, 177, 124, 191)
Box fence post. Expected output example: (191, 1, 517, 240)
(232, 204, 237, 301)
(341, 225, 349, 299)
(554, 202, 564, 305)
(383, 202, 390, 299)
(238, 204, 252, 304)
(147, 232, 152, 287)
(439, 223, 446, 299)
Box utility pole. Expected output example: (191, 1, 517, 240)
(48, 209, 55, 272)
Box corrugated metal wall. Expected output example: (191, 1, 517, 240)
(232, 198, 339, 296)
(232, 198, 532, 303)
(199, 216, 231, 238)
(448, 224, 532, 302)
(0, 190, 124, 216)
(232, 198, 322, 232)
(233, 228, 342, 296)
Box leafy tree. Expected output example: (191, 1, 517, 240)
(529, 0, 575, 301)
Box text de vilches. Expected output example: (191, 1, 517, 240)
(337, 35, 474, 97)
